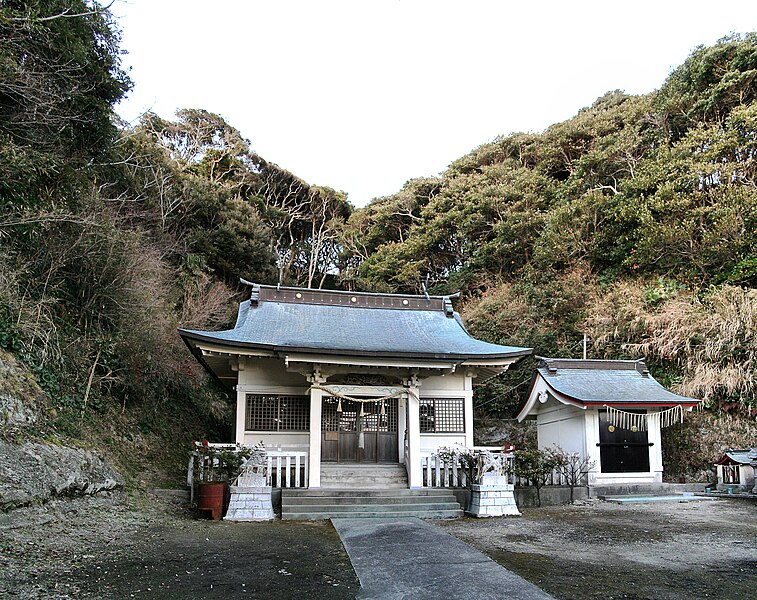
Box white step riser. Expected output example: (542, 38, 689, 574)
(282, 509, 463, 520)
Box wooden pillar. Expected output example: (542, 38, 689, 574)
(308, 368, 325, 489)
(464, 370, 474, 448)
(235, 386, 247, 445)
(398, 395, 407, 463)
(647, 411, 663, 482)
(406, 374, 421, 489)
(233, 357, 247, 445)
(584, 410, 601, 486)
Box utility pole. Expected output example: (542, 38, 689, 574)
(583, 333, 588, 360)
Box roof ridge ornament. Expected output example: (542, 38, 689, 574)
(240, 279, 261, 306)
(635, 359, 649, 375)
(443, 297, 454, 317)
(443, 292, 460, 318)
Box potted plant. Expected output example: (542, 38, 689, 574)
(193, 440, 252, 520)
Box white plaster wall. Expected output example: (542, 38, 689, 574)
(422, 373, 467, 392)
(237, 357, 308, 388)
(647, 412, 664, 482)
(536, 404, 587, 455)
(233, 356, 310, 445)
(421, 372, 473, 446)
(242, 432, 309, 449)
(419, 434, 467, 452)
(585, 410, 602, 483)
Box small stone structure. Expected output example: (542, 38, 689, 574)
(468, 473, 520, 517)
(224, 446, 274, 521)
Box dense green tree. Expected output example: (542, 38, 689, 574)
(0, 0, 130, 208)
(347, 33, 757, 420)
(656, 33, 757, 140)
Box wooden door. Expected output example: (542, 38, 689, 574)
(321, 397, 398, 463)
(598, 411, 651, 473)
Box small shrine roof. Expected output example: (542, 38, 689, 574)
(533, 357, 699, 407)
(715, 449, 757, 466)
(179, 284, 532, 361)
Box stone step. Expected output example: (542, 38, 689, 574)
(319, 476, 409, 489)
(284, 488, 455, 497)
(281, 487, 463, 520)
(230, 485, 271, 494)
(320, 464, 407, 471)
(320, 482, 408, 490)
(284, 501, 461, 513)
(283, 508, 463, 520)
(283, 494, 459, 506)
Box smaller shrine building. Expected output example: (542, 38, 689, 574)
(714, 449, 757, 493)
(517, 358, 701, 486)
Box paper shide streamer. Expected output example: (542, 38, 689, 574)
(605, 405, 685, 431)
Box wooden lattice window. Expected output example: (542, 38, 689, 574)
(245, 394, 309, 431)
(419, 398, 465, 433)
(321, 397, 398, 433)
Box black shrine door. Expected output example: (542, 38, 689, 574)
(321, 397, 399, 463)
(598, 411, 651, 473)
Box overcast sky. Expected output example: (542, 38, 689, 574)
(112, 0, 757, 207)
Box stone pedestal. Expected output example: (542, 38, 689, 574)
(468, 474, 520, 517)
(224, 473, 274, 521)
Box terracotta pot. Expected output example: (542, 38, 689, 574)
(197, 481, 227, 520)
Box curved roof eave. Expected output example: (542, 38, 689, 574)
(537, 368, 699, 406)
(178, 328, 533, 362)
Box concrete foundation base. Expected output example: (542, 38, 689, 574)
(224, 474, 274, 521)
(468, 476, 520, 517)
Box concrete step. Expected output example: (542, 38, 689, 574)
(283, 494, 459, 506)
(283, 508, 463, 520)
(284, 488, 454, 497)
(284, 502, 461, 513)
(319, 465, 409, 489)
(281, 487, 462, 520)
(589, 482, 706, 497)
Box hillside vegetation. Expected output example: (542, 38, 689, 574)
(0, 1, 754, 485)
(344, 37, 756, 421)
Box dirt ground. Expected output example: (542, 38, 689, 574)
(0, 495, 358, 599)
(439, 497, 757, 600)
(1, 495, 755, 599)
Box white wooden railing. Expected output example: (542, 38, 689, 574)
(266, 448, 308, 489)
(513, 467, 564, 487)
(190, 442, 309, 489)
(419, 447, 515, 488)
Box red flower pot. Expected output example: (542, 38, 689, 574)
(197, 481, 227, 520)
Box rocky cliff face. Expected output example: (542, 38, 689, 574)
(0, 440, 123, 511)
(0, 350, 124, 511)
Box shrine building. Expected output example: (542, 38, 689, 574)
(180, 284, 531, 490)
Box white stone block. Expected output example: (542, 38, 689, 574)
(225, 486, 274, 521)
(467, 483, 521, 517)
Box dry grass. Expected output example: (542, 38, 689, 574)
(586, 282, 756, 414)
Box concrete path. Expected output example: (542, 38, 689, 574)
(332, 517, 554, 600)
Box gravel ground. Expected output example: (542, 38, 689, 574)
(438, 497, 757, 600)
(1, 495, 754, 599)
